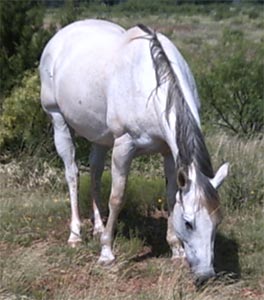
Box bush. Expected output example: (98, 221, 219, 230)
(0, 68, 92, 164)
(0, 70, 51, 156)
(196, 28, 264, 136)
(0, 0, 55, 99)
(60, 0, 78, 27)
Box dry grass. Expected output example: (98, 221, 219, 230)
(207, 133, 264, 208)
(0, 236, 262, 300)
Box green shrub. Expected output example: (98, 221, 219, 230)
(0, 0, 55, 98)
(0, 70, 51, 155)
(78, 171, 166, 218)
(60, 0, 79, 27)
(196, 28, 264, 136)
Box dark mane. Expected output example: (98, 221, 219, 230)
(137, 24, 214, 179)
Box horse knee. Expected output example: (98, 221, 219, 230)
(109, 196, 124, 214)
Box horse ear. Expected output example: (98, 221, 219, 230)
(210, 162, 229, 190)
(177, 168, 189, 190)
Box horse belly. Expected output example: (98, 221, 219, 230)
(65, 105, 113, 146)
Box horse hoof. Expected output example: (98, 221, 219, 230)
(97, 254, 115, 266)
(68, 239, 82, 248)
(97, 257, 115, 266)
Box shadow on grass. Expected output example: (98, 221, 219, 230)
(120, 211, 241, 279)
(79, 173, 240, 277)
(214, 232, 241, 279)
(119, 210, 170, 258)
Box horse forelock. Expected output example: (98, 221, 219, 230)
(138, 24, 214, 179)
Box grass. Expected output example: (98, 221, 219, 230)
(0, 133, 263, 300)
(207, 134, 264, 208)
(45, 3, 264, 47)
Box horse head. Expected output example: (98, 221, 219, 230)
(172, 162, 229, 283)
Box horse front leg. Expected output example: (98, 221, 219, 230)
(164, 154, 186, 260)
(89, 144, 108, 237)
(98, 134, 135, 265)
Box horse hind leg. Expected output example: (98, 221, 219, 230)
(50, 111, 82, 247)
(89, 144, 108, 237)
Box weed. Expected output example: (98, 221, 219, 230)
(207, 133, 264, 208)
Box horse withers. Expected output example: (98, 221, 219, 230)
(39, 19, 229, 282)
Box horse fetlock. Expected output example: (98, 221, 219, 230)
(100, 232, 112, 246)
(70, 220, 81, 234)
(68, 222, 82, 246)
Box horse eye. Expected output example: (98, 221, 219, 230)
(185, 221, 193, 231)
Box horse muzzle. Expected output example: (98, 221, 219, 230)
(193, 267, 216, 287)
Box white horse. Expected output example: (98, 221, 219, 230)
(39, 19, 229, 282)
